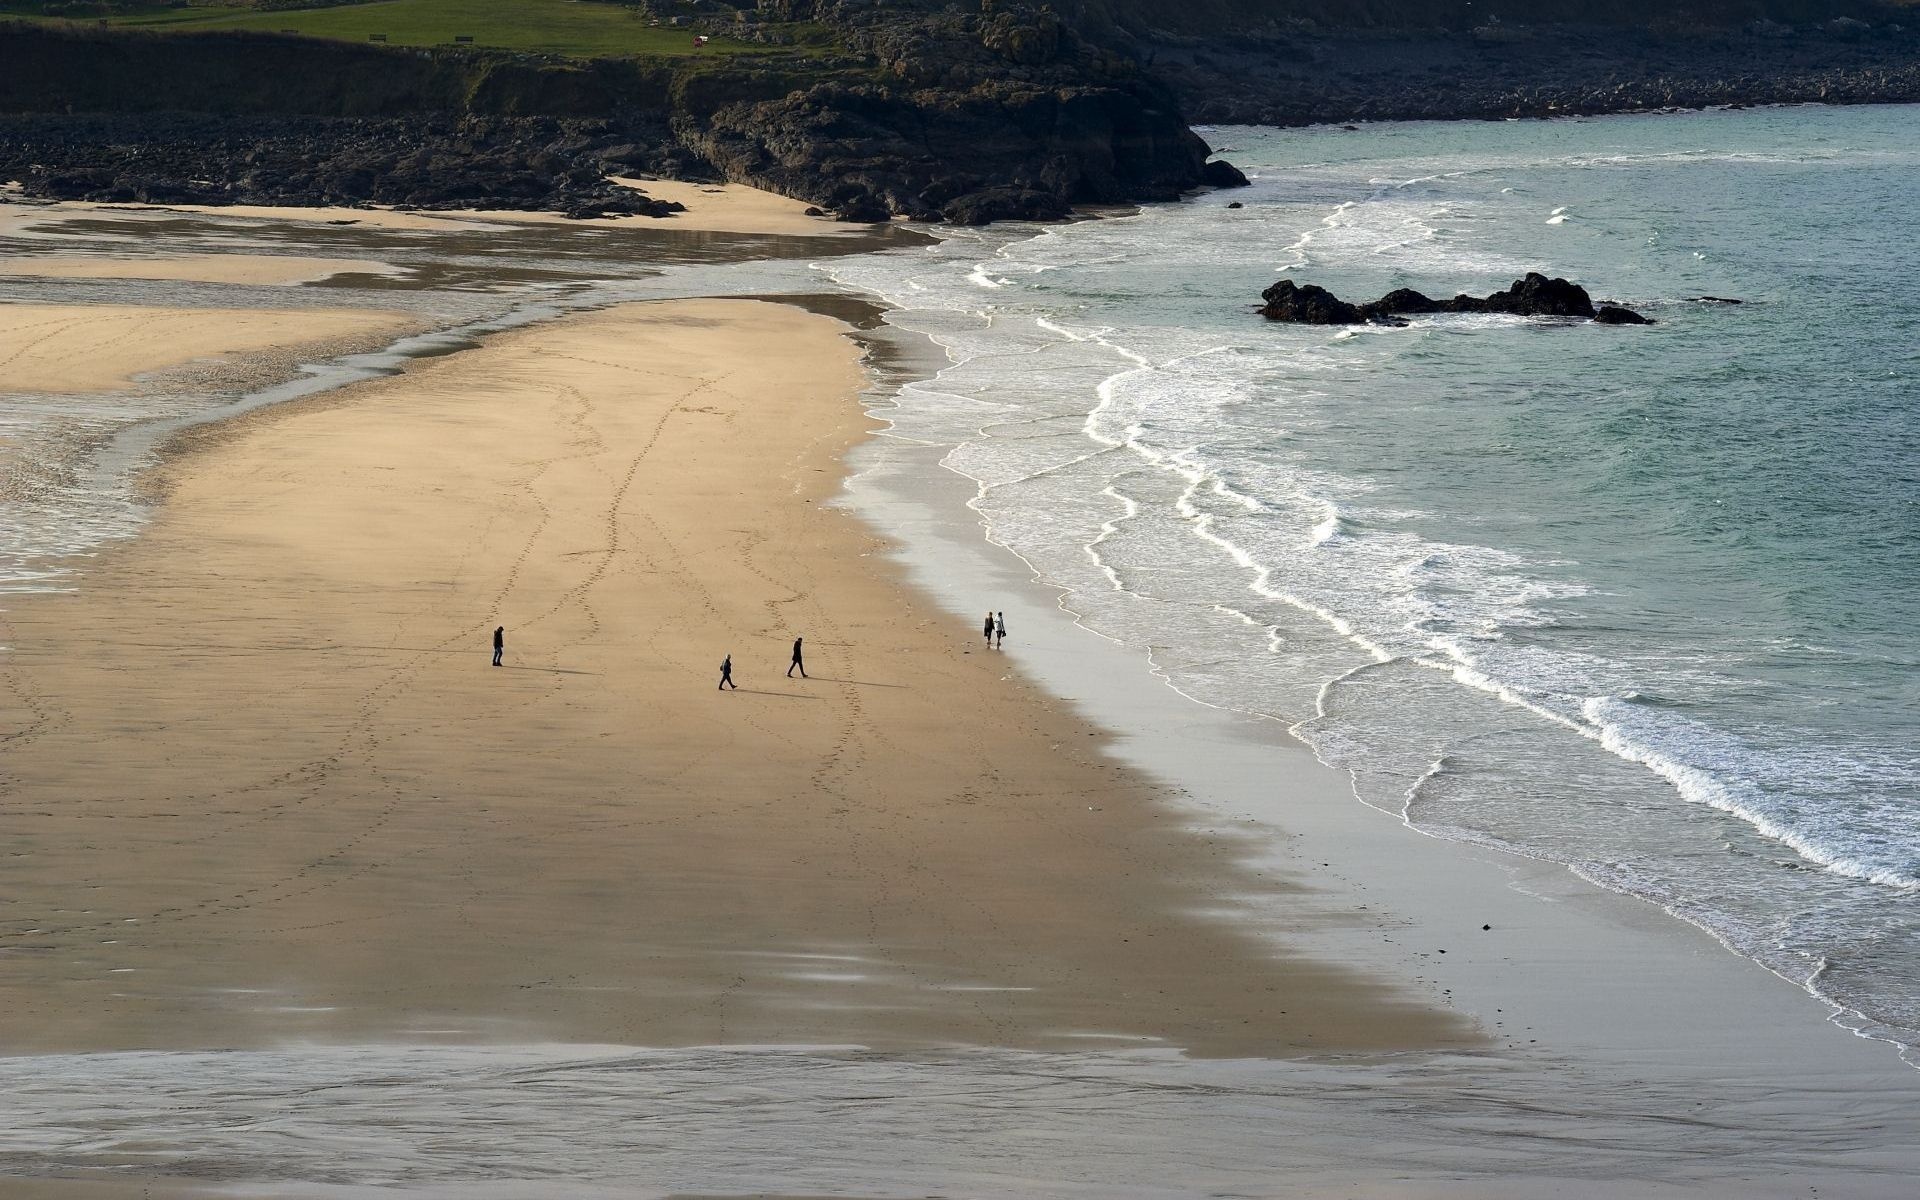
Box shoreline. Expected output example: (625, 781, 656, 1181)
(4, 199, 1919, 1194)
(841, 324, 1919, 1068)
(2, 287, 1915, 1197)
(0, 293, 1469, 1062)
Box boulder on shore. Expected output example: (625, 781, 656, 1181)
(1201, 159, 1250, 188)
(1260, 272, 1650, 325)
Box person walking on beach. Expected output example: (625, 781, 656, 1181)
(718, 654, 737, 690)
(995, 611, 1006, 649)
(787, 636, 808, 679)
(984, 611, 996, 648)
(492, 625, 504, 667)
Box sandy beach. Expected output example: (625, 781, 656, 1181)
(0, 296, 1464, 1058)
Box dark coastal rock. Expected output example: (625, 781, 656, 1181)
(8, 8, 1915, 230)
(1258, 280, 1363, 324)
(1695, 295, 1745, 304)
(1201, 159, 1250, 188)
(1226, 201, 1243, 208)
(1148, 23, 1920, 129)
(833, 193, 894, 223)
(1262, 273, 1648, 326)
(691, 76, 1212, 225)
(0, 111, 692, 218)
(0, 20, 1221, 227)
(1362, 287, 1444, 317)
(941, 186, 1072, 225)
(1475, 272, 1596, 319)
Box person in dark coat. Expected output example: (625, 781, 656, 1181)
(492, 626, 504, 667)
(788, 636, 807, 678)
(719, 654, 737, 690)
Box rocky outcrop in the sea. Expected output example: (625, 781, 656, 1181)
(1260, 273, 1649, 325)
(1256, 281, 1363, 325)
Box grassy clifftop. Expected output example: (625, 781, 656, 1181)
(2, 0, 838, 58)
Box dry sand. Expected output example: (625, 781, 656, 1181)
(0, 254, 405, 287)
(614, 178, 851, 234)
(0, 298, 1468, 1058)
(0, 303, 413, 393)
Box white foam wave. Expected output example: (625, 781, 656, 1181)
(1583, 696, 1920, 891)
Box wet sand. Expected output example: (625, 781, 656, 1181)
(0, 298, 1468, 1058)
(0, 303, 414, 393)
(0, 254, 406, 287)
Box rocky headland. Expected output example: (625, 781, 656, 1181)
(1259, 274, 1652, 325)
(0, 5, 1222, 224)
(3, 1, 1918, 223)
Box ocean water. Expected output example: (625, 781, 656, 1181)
(820, 105, 1920, 1055)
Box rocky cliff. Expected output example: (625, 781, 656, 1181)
(1051, 0, 1920, 124)
(2, 1, 1917, 223)
(0, 8, 1216, 223)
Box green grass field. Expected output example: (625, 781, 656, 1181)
(11, 0, 831, 59)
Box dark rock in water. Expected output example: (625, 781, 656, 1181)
(1259, 280, 1363, 324)
(1475, 272, 1596, 318)
(1360, 287, 1444, 318)
(1262, 272, 1647, 326)
(1201, 159, 1250, 188)
(1695, 295, 1744, 304)
(803, 206, 825, 217)
(1226, 201, 1243, 209)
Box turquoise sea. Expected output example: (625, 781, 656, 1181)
(822, 103, 1920, 1055)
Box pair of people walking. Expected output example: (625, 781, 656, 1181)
(983, 610, 1006, 649)
(718, 636, 807, 689)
